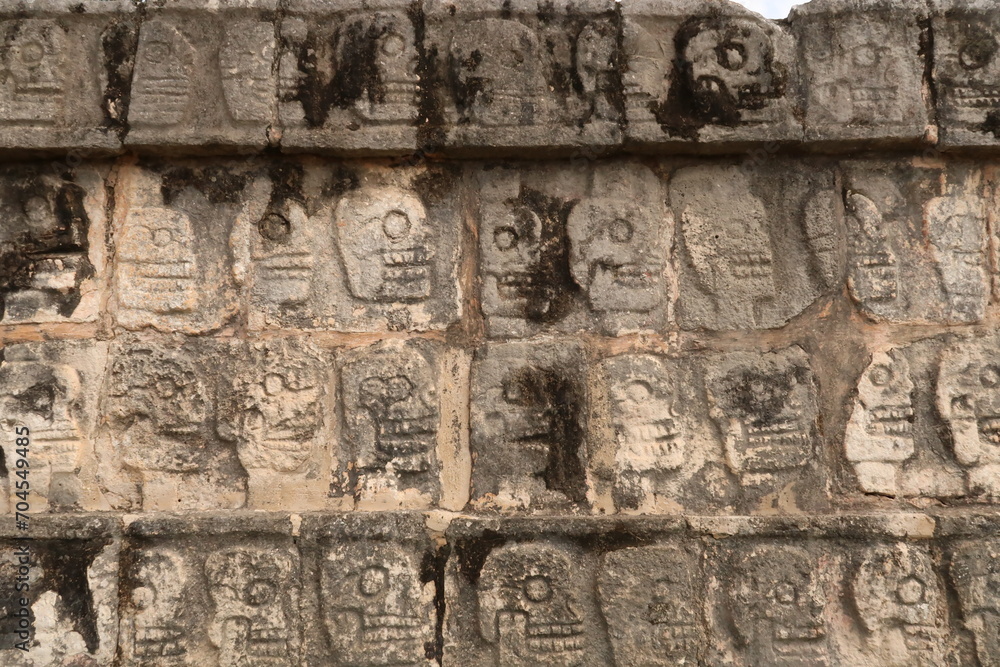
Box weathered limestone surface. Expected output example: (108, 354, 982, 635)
(4, 0, 1000, 664)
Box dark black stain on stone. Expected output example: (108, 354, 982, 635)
(412, 2, 446, 155)
(422, 544, 449, 663)
(101, 19, 139, 138)
(515, 187, 578, 325)
(322, 164, 360, 201)
(503, 365, 587, 503)
(159, 166, 252, 206)
(0, 172, 93, 322)
(258, 161, 305, 244)
(720, 365, 809, 427)
(652, 15, 786, 140)
(982, 110, 1000, 139)
(454, 530, 507, 585)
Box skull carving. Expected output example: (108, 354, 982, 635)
(478, 542, 586, 666)
(622, 20, 669, 123)
(205, 548, 295, 667)
(679, 17, 786, 120)
(106, 348, 208, 474)
(567, 165, 669, 314)
(116, 206, 199, 316)
(937, 14, 1000, 134)
(936, 337, 1000, 495)
(706, 349, 818, 477)
(341, 344, 438, 475)
(845, 350, 916, 494)
(853, 545, 945, 666)
(598, 546, 703, 665)
(674, 166, 775, 326)
(1, 20, 64, 122)
(602, 355, 682, 474)
(219, 21, 275, 123)
(130, 19, 195, 126)
(335, 186, 434, 303)
(450, 19, 548, 127)
(322, 541, 432, 665)
(0, 359, 83, 475)
(926, 192, 988, 322)
(127, 548, 188, 662)
(239, 341, 323, 473)
(727, 544, 828, 666)
(846, 190, 898, 307)
(339, 11, 419, 123)
(575, 22, 617, 121)
(950, 540, 1000, 667)
(250, 203, 315, 308)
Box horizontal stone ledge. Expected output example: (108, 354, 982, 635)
(1, 0, 998, 155)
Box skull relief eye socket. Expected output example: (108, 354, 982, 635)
(386, 376, 414, 402)
(523, 575, 552, 602)
(982, 366, 1000, 388)
(608, 219, 634, 244)
(360, 378, 389, 406)
(155, 379, 176, 399)
(895, 576, 925, 605)
(382, 211, 411, 240)
(382, 32, 405, 56)
(494, 226, 519, 251)
(145, 41, 171, 64)
(959, 35, 998, 71)
(264, 374, 285, 396)
(717, 41, 746, 70)
(625, 380, 652, 403)
(152, 228, 174, 247)
(259, 213, 291, 242)
(867, 364, 894, 387)
(132, 586, 155, 610)
(18, 40, 45, 66)
(853, 45, 877, 67)
(773, 581, 798, 605)
(244, 579, 277, 606)
(359, 566, 388, 597)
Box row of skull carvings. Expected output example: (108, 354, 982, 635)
(11, 518, 1000, 667)
(7, 329, 1000, 514)
(0, 0, 999, 151)
(5, 158, 1000, 334)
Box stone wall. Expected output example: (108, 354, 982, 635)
(2, 0, 1000, 664)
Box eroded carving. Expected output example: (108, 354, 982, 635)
(951, 540, 1000, 666)
(926, 189, 989, 322)
(478, 542, 588, 667)
(0, 20, 65, 124)
(340, 11, 420, 125)
(126, 548, 189, 663)
(220, 20, 276, 124)
(322, 540, 433, 665)
(129, 19, 194, 127)
(598, 545, 704, 665)
(936, 12, 1000, 141)
(846, 189, 899, 309)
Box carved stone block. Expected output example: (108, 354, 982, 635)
(122, 515, 300, 667)
(0, 162, 108, 324)
(0, 341, 108, 512)
(232, 337, 334, 510)
(0, 517, 119, 664)
(950, 539, 1000, 666)
(125, 0, 277, 149)
(842, 160, 992, 324)
(704, 346, 826, 511)
(96, 336, 248, 511)
(112, 161, 264, 333)
(792, 0, 932, 145)
(424, 0, 621, 155)
(335, 339, 461, 510)
(278, 0, 422, 154)
(470, 341, 588, 511)
(0, 0, 134, 151)
(670, 161, 841, 331)
(478, 161, 671, 338)
(300, 513, 436, 666)
(588, 353, 734, 514)
(621, 0, 803, 148)
(934, 0, 1000, 148)
(231, 162, 462, 332)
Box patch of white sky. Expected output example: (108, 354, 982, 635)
(729, 0, 805, 19)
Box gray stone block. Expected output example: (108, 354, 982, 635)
(124, 0, 278, 150)
(933, 0, 1000, 148)
(232, 161, 463, 333)
(478, 161, 671, 338)
(0, 162, 109, 324)
(950, 539, 1000, 666)
(670, 161, 841, 331)
(842, 160, 991, 324)
(0, 340, 109, 512)
(621, 0, 803, 149)
(121, 515, 300, 667)
(469, 340, 588, 511)
(0, 0, 134, 152)
(96, 336, 248, 511)
(791, 0, 933, 146)
(277, 0, 421, 154)
(424, 0, 622, 156)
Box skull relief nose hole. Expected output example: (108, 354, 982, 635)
(717, 41, 746, 70)
(244, 579, 277, 606)
(259, 213, 291, 242)
(523, 576, 552, 602)
(494, 226, 519, 251)
(382, 211, 411, 240)
(608, 219, 633, 244)
(896, 576, 925, 605)
(360, 567, 388, 597)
